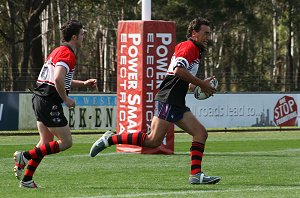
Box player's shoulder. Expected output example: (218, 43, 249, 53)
(48, 45, 76, 67)
(49, 45, 67, 54)
(58, 45, 74, 54)
(175, 40, 199, 59)
(176, 40, 198, 50)
(52, 46, 75, 58)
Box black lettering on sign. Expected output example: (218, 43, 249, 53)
(95, 108, 101, 127)
(69, 108, 75, 127)
(106, 108, 113, 127)
(79, 108, 86, 127)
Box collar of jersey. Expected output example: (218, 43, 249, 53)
(61, 42, 75, 54)
(188, 38, 206, 53)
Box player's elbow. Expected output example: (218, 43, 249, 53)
(173, 66, 182, 75)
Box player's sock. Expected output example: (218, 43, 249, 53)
(108, 132, 147, 146)
(22, 157, 43, 182)
(190, 141, 205, 175)
(23, 141, 60, 160)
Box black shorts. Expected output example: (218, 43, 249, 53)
(154, 100, 191, 123)
(32, 94, 68, 127)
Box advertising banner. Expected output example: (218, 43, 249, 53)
(0, 92, 19, 130)
(13, 93, 300, 131)
(18, 94, 117, 130)
(186, 93, 300, 128)
(18, 93, 36, 129)
(64, 95, 117, 130)
(117, 20, 176, 154)
(273, 95, 297, 126)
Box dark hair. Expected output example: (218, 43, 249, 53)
(186, 17, 210, 38)
(60, 19, 83, 42)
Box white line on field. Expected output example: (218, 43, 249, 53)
(36, 148, 300, 158)
(24, 148, 300, 160)
(1, 148, 299, 160)
(176, 148, 300, 155)
(71, 186, 300, 198)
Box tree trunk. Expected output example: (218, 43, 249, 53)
(41, 7, 49, 59)
(103, 26, 109, 92)
(6, 0, 19, 91)
(286, 4, 293, 91)
(96, 28, 104, 91)
(30, 15, 44, 85)
(272, 0, 278, 84)
(18, 0, 50, 91)
(19, 24, 31, 91)
(297, 41, 300, 91)
(57, 0, 62, 29)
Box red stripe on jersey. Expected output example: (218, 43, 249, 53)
(37, 80, 55, 85)
(48, 46, 76, 71)
(174, 40, 200, 65)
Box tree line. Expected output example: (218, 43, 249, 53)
(1, 0, 300, 92)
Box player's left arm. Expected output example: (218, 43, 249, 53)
(71, 79, 97, 88)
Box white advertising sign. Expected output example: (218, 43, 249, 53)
(18, 94, 117, 130)
(186, 93, 300, 128)
(17, 93, 300, 130)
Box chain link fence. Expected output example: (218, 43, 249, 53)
(0, 64, 298, 92)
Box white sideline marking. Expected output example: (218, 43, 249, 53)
(35, 148, 300, 159)
(72, 186, 300, 198)
(1, 149, 299, 161)
(176, 148, 300, 155)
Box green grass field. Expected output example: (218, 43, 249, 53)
(0, 131, 299, 198)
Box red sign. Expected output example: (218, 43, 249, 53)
(116, 21, 176, 154)
(274, 96, 297, 126)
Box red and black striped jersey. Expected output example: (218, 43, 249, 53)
(155, 40, 203, 107)
(33, 44, 76, 103)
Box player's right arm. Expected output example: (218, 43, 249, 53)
(54, 66, 75, 107)
(171, 42, 216, 95)
(174, 66, 216, 95)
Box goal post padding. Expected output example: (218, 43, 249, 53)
(117, 20, 176, 154)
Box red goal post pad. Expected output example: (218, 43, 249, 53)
(116, 20, 176, 154)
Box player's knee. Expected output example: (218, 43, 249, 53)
(193, 128, 208, 142)
(203, 131, 208, 140)
(202, 128, 208, 140)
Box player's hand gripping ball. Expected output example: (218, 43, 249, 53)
(194, 78, 218, 100)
